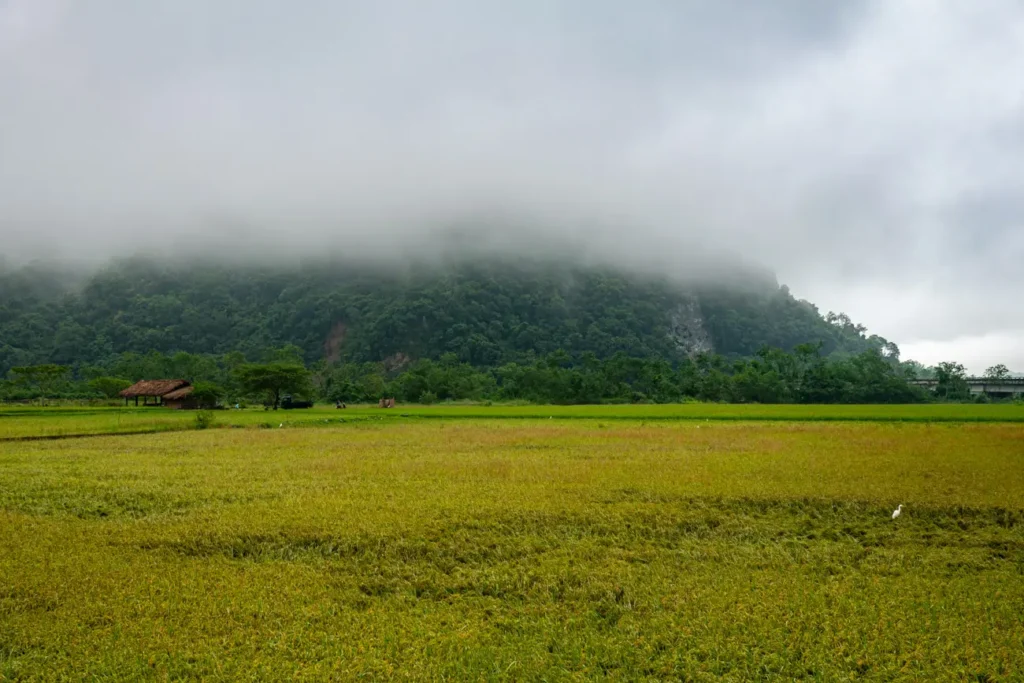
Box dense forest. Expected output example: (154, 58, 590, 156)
(2, 255, 1005, 405)
(2, 255, 890, 373)
(0, 346, 944, 405)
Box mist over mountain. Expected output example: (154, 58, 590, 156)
(0, 252, 890, 378)
(2, 2, 1023, 370)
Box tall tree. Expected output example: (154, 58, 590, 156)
(9, 364, 70, 399)
(934, 361, 970, 400)
(87, 376, 132, 398)
(984, 364, 1010, 381)
(235, 363, 312, 409)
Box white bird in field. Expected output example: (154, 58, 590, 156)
(891, 504, 903, 520)
(279, 423, 283, 428)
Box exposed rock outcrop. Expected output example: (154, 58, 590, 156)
(668, 295, 713, 356)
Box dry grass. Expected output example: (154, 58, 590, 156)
(1, 420, 1023, 680)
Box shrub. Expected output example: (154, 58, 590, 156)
(194, 410, 215, 430)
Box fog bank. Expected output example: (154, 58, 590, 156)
(2, 1, 1023, 369)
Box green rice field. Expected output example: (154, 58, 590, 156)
(2, 402, 1022, 440)
(1, 406, 1023, 680)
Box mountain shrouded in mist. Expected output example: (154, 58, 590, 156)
(0, 255, 890, 376)
(3, 3, 1024, 369)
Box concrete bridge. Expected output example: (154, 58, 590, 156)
(908, 377, 1024, 398)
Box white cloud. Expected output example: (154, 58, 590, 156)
(1, 1, 1022, 368)
(902, 333, 1024, 375)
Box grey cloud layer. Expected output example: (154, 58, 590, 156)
(1, 1, 1023, 364)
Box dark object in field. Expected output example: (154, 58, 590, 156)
(335, 401, 346, 409)
(378, 397, 396, 408)
(280, 395, 314, 409)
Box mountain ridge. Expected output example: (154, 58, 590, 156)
(0, 255, 889, 375)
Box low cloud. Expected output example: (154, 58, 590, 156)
(2, 0, 1022, 370)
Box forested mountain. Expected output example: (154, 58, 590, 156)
(0, 255, 891, 376)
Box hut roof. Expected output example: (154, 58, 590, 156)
(162, 385, 195, 401)
(120, 379, 190, 398)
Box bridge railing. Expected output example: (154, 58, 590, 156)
(908, 378, 1024, 394)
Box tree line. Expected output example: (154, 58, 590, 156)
(1, 346, 1014, 406)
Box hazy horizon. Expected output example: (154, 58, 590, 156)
(2, 1, 1023, 372)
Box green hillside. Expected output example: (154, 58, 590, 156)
(0, 256, 886, 376)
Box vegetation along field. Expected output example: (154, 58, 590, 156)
(2, 408, 1023, 680)
(2, 403, 1023, 440)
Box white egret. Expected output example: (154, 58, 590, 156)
(891, 504, 903, 520)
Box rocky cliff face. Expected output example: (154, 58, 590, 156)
(668, 295, 713, 356)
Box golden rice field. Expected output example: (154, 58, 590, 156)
(1, 409, 1023, 680)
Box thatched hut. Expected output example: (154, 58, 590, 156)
(119, 379, 190, 407)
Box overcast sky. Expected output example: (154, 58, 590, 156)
(1, 1, 1023, 372)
